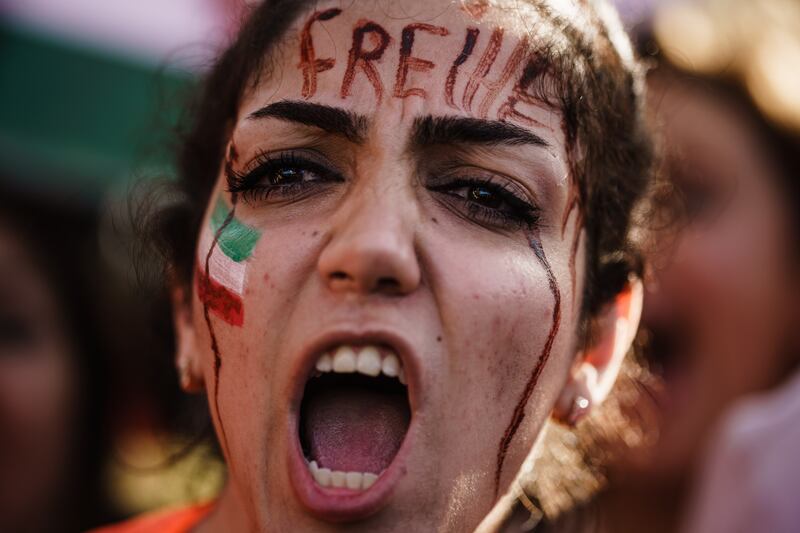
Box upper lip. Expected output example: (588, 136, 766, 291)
(286, 325, 423, 418)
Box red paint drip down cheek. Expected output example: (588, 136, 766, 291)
(493, 234, 562, 497)
(197, 192, 240, 460)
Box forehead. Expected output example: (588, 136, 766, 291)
(236, 0, 567, 146)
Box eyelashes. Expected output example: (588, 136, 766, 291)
(428, 176, 541, 230)
(226, 149, 541, 230)
(226, 150, 344, 204)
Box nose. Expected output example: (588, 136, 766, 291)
(318, 189, 421, 296)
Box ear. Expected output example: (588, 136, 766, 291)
(172, 283, 205, 393)
(554, 278, 643, 424)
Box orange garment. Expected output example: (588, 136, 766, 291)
(89, 502, 214, 533)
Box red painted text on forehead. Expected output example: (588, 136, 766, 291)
(297, 6, 550, 122)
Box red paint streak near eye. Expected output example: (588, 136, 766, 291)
(562, 184, 583, 303)
(298, 8, 342, 99)
(223, 142, 239, 185)
(197, 192, 241, 459)
(568, 226, 582, 304)
(340, 20, 391, 103)
(393, 23, 449, 99)
(493, 232, 561, 498)
(462, 27, 503, 112)
(445, 27, 479, 109)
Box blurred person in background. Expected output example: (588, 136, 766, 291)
(507, 0, 800, 531)
(0, 0, 246, 526)
(0, 182, 120, 532)
(644, 1, 800, 532)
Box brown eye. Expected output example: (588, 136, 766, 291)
(227, 150, 344, 204)
(469, 185, 503, 209)
(273, 167, 318, 185)
(428, 177, 541, 230)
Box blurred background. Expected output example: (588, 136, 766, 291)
(0, 0, 797, 531)
(0, 1, 241, 530)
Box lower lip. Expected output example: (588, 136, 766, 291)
(286, 411, 416, 522)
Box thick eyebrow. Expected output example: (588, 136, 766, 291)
(411, 115, 549, 148)
(247, 100, 368, 143)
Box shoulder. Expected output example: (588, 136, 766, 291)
(89, 502, 215, 533)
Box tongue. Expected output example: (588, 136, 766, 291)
(303, 386, 410, 474)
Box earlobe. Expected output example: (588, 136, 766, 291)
(172, 284, 205, 393)
(553, 361, 596, 426)
(553, 278, 643, 424)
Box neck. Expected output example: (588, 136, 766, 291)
(195, 482, 253, 533)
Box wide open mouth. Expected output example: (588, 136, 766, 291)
(299, 345, 411, 492)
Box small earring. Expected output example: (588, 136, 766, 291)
(567, 395, 591, 426)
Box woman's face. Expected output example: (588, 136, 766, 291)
(182, 1, 588, 530)
(0, 223, 77, 530)
(640, 76, 800, 478)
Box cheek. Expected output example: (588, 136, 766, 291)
(676, 208, 787, 330)
(192, 209, 320, 461)
(0, 347, 74, 438)
(428, 232, 577, 495)
(666, 207, 793, 392)
(208, 226, 319, 383)
(432, 237, 557, 410)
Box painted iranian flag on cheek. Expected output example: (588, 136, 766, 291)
(196, 197, 262, 327)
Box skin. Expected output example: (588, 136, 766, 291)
(0, 223, 78, 533)
(594, 75, 800, 533)
(644, 76, 799, 478)
(175, 1, 640, 531)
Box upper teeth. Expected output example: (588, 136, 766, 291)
(315, 345, 407, 384)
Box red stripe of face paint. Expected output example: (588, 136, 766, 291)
(196, 264, 244, 327)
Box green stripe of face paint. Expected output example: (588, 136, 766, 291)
(211, 198, 262, 262)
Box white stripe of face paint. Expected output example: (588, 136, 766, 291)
(198, 222, 248, 295)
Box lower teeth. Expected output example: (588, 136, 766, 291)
(308, 460, 380, 490)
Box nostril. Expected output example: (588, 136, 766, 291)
(330, 271, 350, 281)
(376, 277, 401, 292)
